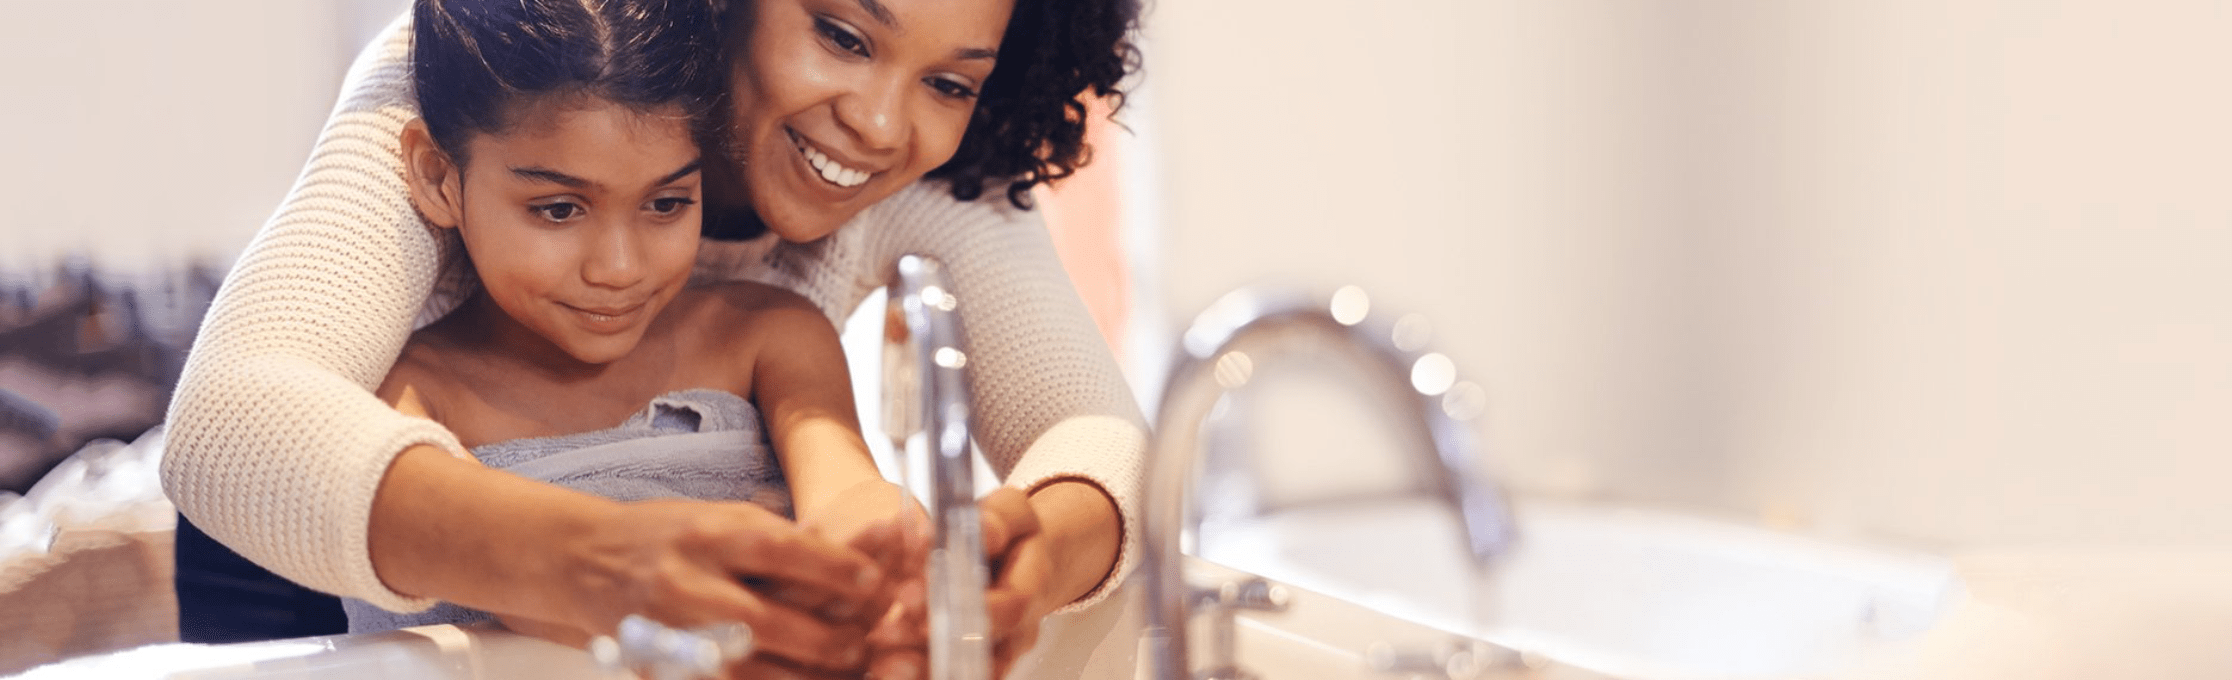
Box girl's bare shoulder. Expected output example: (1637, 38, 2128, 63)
(375, 332, 461, 419)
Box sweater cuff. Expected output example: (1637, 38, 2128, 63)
(340, 415, 469, 614)
(1003, 415, 1144, 614)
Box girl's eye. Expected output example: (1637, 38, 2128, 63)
(926, 76, 979, 101)
(814, 16, 868, 57)
(531, 202, 585, 223)
(648, 197, 698, 216)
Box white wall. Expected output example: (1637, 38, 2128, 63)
(0, 0, 405, 275)
(1140, 0, 2232, 549)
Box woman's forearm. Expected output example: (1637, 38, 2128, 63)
(371, 444, 892, 666)
(368, 444, 618, 625)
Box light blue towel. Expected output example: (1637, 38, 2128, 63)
(344, 389, 790, 632)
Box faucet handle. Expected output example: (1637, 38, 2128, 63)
(589, 614, 754, 680)
(1191, 576, 1291, 613)
(880, 301, 920, 450)
(1365, 638, 1518, 680)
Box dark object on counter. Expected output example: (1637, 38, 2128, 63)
(0, 389, 58, 440)
(173, 513, 349, 642)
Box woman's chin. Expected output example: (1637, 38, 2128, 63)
(758, 207, 847, 244)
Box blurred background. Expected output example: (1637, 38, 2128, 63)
(3, 0, 2231, 658)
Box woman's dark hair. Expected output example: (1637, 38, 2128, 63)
(928, 0, 1144, 209)
(412, 0, 726, 164)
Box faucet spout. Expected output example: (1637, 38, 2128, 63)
(883, 254, 992, 680)
(1141, 286, 1520, 679)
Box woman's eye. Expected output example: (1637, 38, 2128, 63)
(814, 16, 868, 57)
(927, 77, 979, 101)
(531, 202, 584, 223)
(648, 197, 698, 216)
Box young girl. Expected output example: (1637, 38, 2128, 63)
(340, 0, 906, 647)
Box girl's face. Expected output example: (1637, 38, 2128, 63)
(724, 0, 1017, 242)
(433, 98, 705, 365)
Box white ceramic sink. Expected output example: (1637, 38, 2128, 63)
(1196, 498, 1963, 680)
(9, 625, 622, 680)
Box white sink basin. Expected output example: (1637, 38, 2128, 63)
(10, 625, 622, 680)
(1196, 498, 1964, 680)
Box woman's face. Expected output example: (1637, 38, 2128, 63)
(448, 99, 705, 366)
(725, 0, 1017, 242)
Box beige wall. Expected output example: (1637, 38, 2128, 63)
(1140, 0, 2232, 549)
(0, 1, 402, 275)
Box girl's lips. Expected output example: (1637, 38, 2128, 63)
(563, 301, 647, 332)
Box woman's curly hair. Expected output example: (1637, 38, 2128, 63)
(927, 0, 1144, 209)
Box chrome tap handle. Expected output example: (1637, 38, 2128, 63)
(884, 254, 993, 680)
(1143, 286, 1520, 679)
(590, 614, 754, 680)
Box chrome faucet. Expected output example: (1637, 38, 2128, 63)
(882, 254, 993, 680)
(1140, 286, 1521, 680)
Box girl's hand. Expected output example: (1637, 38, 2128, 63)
(557, 499, 891, 672)
(801, 478, 930, 561)
(863, 483, 1121, 679)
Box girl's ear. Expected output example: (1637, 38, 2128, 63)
(401, 119, 466, 230)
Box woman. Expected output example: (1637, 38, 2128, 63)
(162, 0, 1144, 676)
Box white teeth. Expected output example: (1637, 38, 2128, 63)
(795, 134, 871, 188)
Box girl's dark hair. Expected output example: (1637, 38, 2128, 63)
(927, 0, 1144, 209)
(412, 0, 726, 164)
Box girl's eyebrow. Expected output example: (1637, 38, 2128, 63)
(509, 158, 702, 190)
(511, 166, 589, 188)
(655, 159, 704, 186)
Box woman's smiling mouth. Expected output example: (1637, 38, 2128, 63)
(787, 128, 873, 188)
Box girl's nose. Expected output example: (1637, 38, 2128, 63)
(581, 224, 645, 289)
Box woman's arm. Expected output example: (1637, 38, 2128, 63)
(159, 14, 463, 612)
(780, 184, 1141, 677)
(865, 183, 1145, 611)
(368, 442, 886, 667)
(705, 182, 1146, 608)
(705, 181, 1145, 609)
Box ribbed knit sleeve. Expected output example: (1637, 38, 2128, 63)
(160, 16, 459, 613)
(700, 184, 1149, 611)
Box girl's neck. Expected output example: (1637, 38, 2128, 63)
(443, 291, 670, 385)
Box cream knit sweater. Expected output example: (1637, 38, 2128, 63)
(160, 16, 1145, 614)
